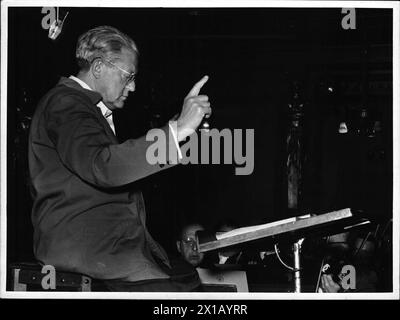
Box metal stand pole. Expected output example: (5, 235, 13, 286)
(293, 238, 304, 293)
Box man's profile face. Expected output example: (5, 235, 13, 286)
(97, 47, 137, 110)
(177, 225, 205, 267)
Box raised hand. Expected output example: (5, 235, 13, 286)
(176, 75, 211, 141)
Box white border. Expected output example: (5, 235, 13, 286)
(1, 0, 399, 300)
(0, 0, 398, 9)
(392, 0, 400, 301)
(0, 0, 9, 301)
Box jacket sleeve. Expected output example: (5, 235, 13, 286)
(46, 93, 177, 188)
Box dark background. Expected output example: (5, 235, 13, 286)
(7, 7, 393, 262)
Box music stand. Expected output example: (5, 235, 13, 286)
(197, 208, 372, 292)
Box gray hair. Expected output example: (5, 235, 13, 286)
(75, 25, 138, 70)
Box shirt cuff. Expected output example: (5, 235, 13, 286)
(168, 121, 183, 160)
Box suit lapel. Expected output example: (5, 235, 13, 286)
(93, 107, 119, 143)
(57, 77, 119, 143)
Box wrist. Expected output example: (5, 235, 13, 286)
(176, 123, 194, 142)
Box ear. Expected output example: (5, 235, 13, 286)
(91, 58, 103, 79)
(176, 241, 182, 253)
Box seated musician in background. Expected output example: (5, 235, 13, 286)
(176, 223, 205, 268)
(319, 231, 379, 293)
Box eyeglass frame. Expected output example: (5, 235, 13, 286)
(91, 56, 136, 85)
(181, 237, 199, 251)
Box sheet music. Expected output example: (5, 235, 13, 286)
(216, 214, 311, 240)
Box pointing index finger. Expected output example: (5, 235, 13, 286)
(187, 75, 209, 97)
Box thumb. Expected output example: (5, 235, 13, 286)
(186, 75, 209, 97)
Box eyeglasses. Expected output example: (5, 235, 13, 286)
(105, 59, 136, 84)
(182, 237, 199, 251)
(92, 57, 136, 85)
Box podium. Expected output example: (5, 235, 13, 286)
(196, 208, 371, 292)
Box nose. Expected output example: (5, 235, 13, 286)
(125, 80, 135, 92)
(191, 242, 199, 252)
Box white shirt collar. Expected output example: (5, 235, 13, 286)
(69, 75, 112, 118)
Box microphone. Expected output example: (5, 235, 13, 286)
(48, 9, 69, 41)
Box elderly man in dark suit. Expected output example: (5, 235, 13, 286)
(28, 26, 211, 291)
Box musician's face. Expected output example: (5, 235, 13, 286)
(95, 47, 137, 110)
(177, 225, 205, 267)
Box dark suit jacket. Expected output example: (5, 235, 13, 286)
(29, 77, 178, 281)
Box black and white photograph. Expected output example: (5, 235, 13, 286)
(0, 0, 399, 301)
